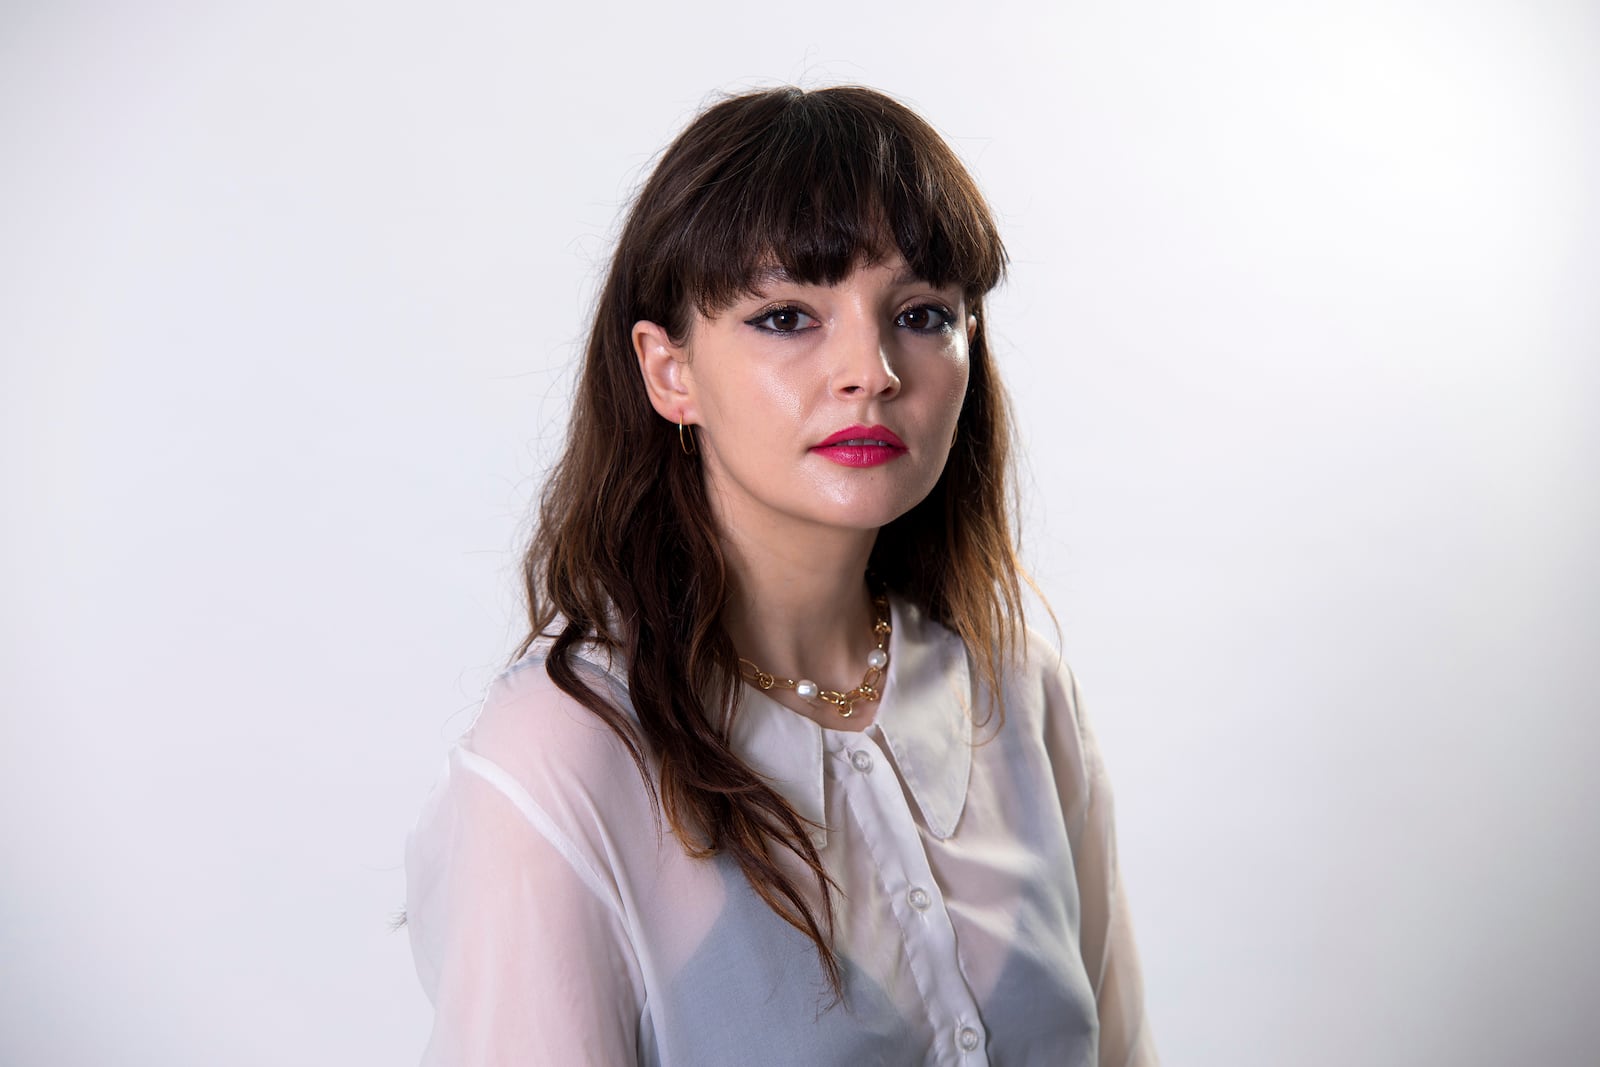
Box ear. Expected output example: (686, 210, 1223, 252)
(633, 319, 695, 424)
(967, 312, 979, 344)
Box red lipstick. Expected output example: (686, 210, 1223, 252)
(810, 424, 908, 468)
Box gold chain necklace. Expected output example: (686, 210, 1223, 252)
(738, 592, 891, 718)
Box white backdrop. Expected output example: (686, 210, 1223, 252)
(3, 1, 1596, 1064)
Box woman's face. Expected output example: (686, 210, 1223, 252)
(636, 254, 974, 546)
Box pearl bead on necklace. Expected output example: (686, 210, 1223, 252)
(738, 593, 891, 718)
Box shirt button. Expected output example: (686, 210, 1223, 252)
(907, 887, 931, 911)
(850, 749, 873, 773)
(957, 1026, 982, 1052)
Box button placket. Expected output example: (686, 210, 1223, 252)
(825, 731, 989, 1067)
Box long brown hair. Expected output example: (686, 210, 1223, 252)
(518, 85, 1022, 995)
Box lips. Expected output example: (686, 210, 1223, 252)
(813, 425, 908, 450)
(810, 424, 908, 468)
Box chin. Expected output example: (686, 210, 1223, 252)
(812, 491, 932, 533)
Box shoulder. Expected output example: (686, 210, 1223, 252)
(441, 644, 660, 864)
(894, 596, 1083, 738)
(969, 622, 1084, 737)
(1014, 627, 1109, 828)
(1006, 624, 1075, 691)
(1021, 625, 1084, 726)
(469, 643, 625, 749)
(404, 648, 656, 1017)
(970, 623, 1097, 811)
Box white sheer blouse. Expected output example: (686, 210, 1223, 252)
(405, 596, 1158, 1066)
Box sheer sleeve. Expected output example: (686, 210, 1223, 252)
(1043, 654, 1160, 1067)
(405, 669, 648, 1066)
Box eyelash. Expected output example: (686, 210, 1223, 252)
(744, 303, 956, 335)
(896, 304, 956, 333)
(745, 305, 818, 334)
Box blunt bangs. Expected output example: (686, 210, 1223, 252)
(641, 87, 1008, 321)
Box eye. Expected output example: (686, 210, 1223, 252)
(746, 305, 819, 334)
(895, 304, 955, 333)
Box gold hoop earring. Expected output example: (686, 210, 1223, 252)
(679, 419, 697, 456)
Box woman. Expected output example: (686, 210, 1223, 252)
(406, 85, 1157, 1066)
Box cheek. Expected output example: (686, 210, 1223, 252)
(942, 344, 972, 414)
(702, 356, 807, 439)
(755, 363, 810, 420)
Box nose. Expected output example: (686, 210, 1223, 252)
(832, 318, 901, 400)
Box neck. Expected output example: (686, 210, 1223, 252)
(719, 523, 879, 708)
